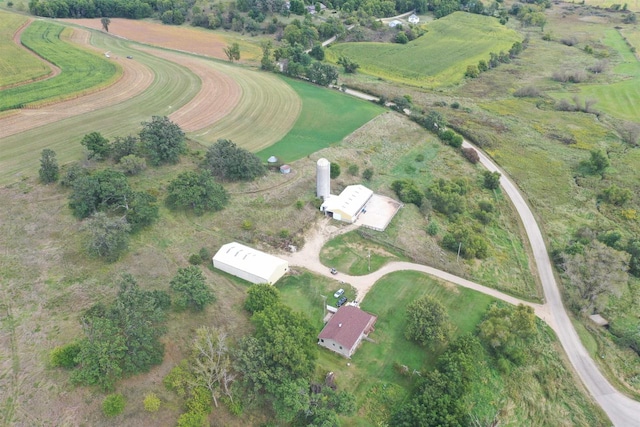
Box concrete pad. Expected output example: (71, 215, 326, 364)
(356, 194, 403, 231)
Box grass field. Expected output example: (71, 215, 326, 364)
(255, 77, 384, 162)
(0, 12, 51, 87)
(326, 12, 521, 88)
(0, 21, 119, 111)
(577, 29, 640, 122)
(319, 230, 406, 275)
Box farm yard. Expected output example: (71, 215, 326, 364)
(1, 1, 640, 425)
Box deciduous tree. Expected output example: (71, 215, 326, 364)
(203, 139, 266, 181)
(140, 116, 185, 166)
(224, 42, 241, 62)
(562, 240, 630, 312)
(405, 295, 450, 346)
(81, 131, 110, 160)
(245, 283, 280, 313)
(39, 148, 59, 183)
(483, 170, 501, 190)
(101, 17, 111, 32)
(170, 266, 215, 311)
(166, 170, 229, 215)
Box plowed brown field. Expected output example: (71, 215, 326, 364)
(60, 18, 235, 61)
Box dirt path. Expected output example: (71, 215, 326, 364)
(0, 19, 61, 91)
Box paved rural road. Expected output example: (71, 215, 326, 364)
(462, 141, 640, 426)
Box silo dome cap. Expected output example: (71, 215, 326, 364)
(267, 156, 278, 163)
(317, 158, 330, 166)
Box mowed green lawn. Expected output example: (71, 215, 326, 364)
(0, 11, 51, 87)
(256, 77, 384, 162)
(326, 12, 521, 87)
(578, 29, 640, 123)
(0, 20, 119, 111)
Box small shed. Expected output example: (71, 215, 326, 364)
(388, 20, 402, 27)
(408, 13, 419, 24)
(280, 164, 291, 174)
(589, 314, 609, 327)
(212, 242, 289, 285)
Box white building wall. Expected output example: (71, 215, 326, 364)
(318, 338, 351, 358)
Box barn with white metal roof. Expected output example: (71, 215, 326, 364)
(320, 184, 374, 223)
(212, 242, 289, 285)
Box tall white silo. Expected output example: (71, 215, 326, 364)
(316, 158, 330, 199)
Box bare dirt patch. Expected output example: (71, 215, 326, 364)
(0, 27, 154, 139)
(60, 18, 231, 60)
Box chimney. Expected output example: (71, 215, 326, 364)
(338, 323, 342, 328)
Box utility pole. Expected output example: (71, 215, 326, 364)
(368, 249, 371, 272)
(457, 242, 462, 263)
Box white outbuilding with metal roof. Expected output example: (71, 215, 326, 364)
(212, 242, 289, 285)
(320, 184, 374, 223)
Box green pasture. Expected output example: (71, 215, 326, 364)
(326, 12, 521, 88)
(550, 29, 640, 123)
(0, 21, 119, 111)
(0, 12, 51, 87)
(0, 32, 201, 184)
(256, 77, 384, 162)
(319, 230, 406, 275)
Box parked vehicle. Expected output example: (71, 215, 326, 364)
(333, 288, 345, 298)
(337, 296, 348, 307)
(330, 267, 338, 275)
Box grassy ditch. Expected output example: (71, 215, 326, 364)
(0, 21, 120, 111)
(326, 12, 521, 88)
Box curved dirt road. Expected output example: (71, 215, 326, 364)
(462, 141, 640, 426)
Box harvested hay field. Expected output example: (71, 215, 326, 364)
(0, 28, 154, 140)
(0, 13, 57, 89)
(59, 18, 261, 62)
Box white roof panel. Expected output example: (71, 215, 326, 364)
(213, 242, 288, 282)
